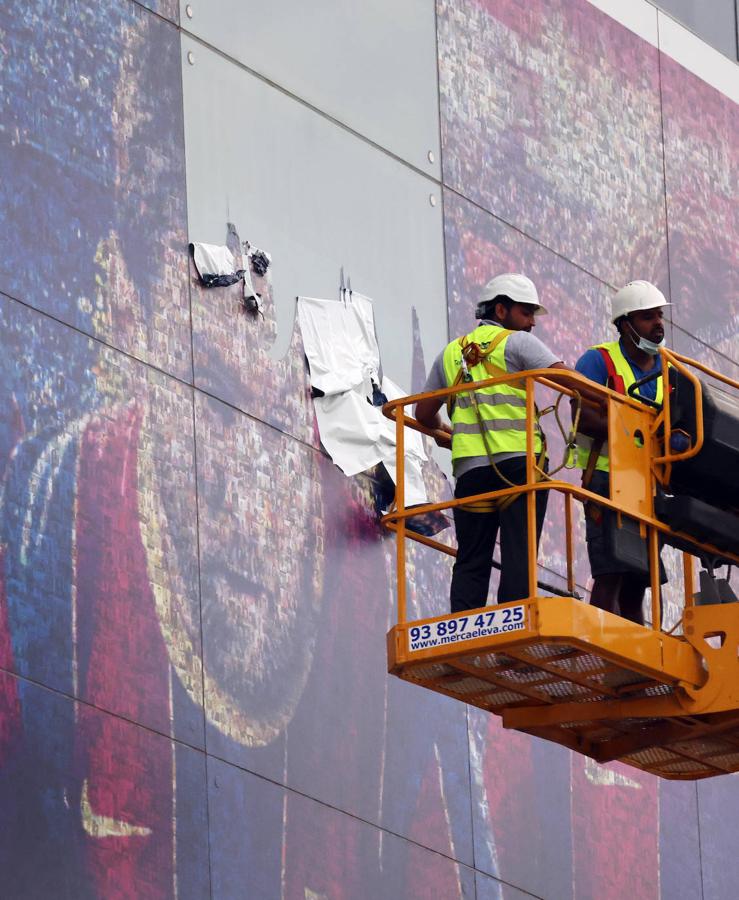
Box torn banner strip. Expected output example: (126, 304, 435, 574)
(297, 295, 428, 506)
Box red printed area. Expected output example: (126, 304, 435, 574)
(404, 755, 463, 897)
(572, 757, 658, 899)
(283, 796, 366, 900)
(476, 719, 544, 887)
(74, 403, 174, 898)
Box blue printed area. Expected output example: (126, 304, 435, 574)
(0, 293, 98, 699)
(1, 425, 80, 699)
(0, 1, 118, 329)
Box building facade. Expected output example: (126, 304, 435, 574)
(0, 0, 737, 897)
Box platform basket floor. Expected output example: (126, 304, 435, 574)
(397, 640, 739, 779)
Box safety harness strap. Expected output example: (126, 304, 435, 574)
(446, 328, 512, 417)
(597, 346, 626, 395)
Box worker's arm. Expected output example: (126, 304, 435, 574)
(573, 397, 608, 440)
(415, 396, 452, 449)
(548, 359, 609, 440)
(415, 351, 453, 449)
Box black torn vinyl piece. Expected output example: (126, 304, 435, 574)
(250, 249, 270, 276)
(190, 237, 271, 319)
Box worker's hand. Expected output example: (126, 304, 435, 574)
(433, 424, 452, 450)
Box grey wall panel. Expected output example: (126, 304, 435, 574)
(183, 37, 447, 403)
(439, 0, 667, 290)
(655, 0, 738, 60)
(207, 758, 476, 898)
(660, 52, 738, 365)
(180, 0, 440, 176)
(0, 0, 191, 381)
(0, 671, 209, 898)
(697, 775, 739, 899)
(0, 293, 203, 747)
(660, 781, 702, 900)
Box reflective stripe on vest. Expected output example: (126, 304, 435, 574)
(442, 324, 541, 464)
(575, 341, 663, 473)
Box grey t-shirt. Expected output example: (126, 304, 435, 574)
(423, 320, 561, 478)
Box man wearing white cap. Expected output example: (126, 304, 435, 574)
(574, 280, 670, 624)
(416, 273, 567, 613)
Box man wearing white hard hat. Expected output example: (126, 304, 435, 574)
(416, 273, 567, 613)
(574, 280, 671, 625)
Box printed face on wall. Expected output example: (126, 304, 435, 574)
(196, 393, 326, 747)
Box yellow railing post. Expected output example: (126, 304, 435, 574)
(395, 403, 407, 625)
(649, 525, 661, 631)
(683, 552, 695, 609)
(525, 376, 537, 599)
(565, 492, 575, 596)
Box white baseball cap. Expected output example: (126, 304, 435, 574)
(476, 273, 548, 317)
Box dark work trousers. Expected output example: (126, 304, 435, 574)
(450, 458, 549, 613)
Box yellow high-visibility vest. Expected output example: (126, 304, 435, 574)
(442, 324, 542, 465)
(575, 340, 664, 473)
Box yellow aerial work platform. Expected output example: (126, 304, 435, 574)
(383, 349, 739, 780)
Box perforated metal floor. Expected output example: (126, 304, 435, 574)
(389, 599, 739, 779)
(401, 642, 673, 710)
(397, 644, 739, 778)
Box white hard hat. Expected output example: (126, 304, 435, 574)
(611, 280, 670, 324)
(477, 273, 548, 316)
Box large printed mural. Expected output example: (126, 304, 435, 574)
(0, 0, 737, 897)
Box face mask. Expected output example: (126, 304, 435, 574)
(627, 320, 665, 356)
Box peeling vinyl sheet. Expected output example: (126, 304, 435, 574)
(297, 295, 428, 506)
(297, 294, 380, 396)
